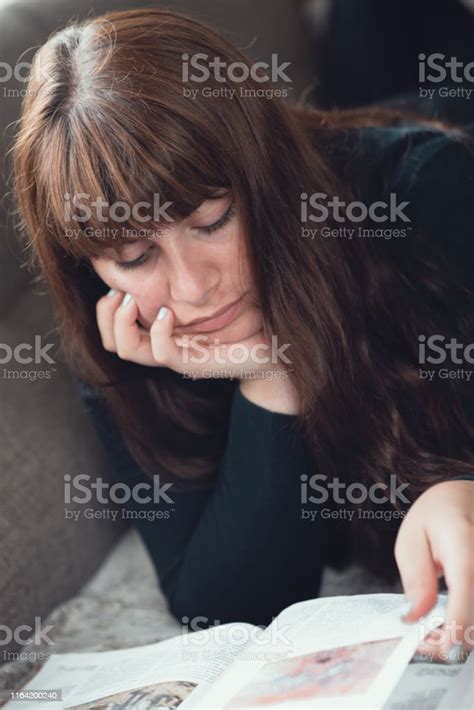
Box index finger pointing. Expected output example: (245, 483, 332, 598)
(395, 524, 439, 622)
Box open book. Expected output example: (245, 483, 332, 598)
(5, 594, 472, 710)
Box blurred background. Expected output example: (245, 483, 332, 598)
(0, 0, 473, 698)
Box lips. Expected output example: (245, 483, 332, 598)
(174, 296, 244, 334)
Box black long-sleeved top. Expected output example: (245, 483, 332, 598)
(77, 124, 474, 627)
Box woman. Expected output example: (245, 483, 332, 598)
(12, 9, 473, 660)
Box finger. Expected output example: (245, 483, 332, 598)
(415, 624, 447, 662)
(437, 521, 474, 653)
(96, 288, 123, 352)
(113, 293, 155, 366)
(415, 624, 470, 663)
(395, 524, 439, 623)
(415, 520, 474, 661)
(149, 307, 184, 367)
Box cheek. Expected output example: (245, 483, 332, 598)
(90, 258, 112, 286)
(91, 259, 129, 295)
(91, 261, 165, 328)
(222, 222, 252, 287)
(133, 282, 169, 329)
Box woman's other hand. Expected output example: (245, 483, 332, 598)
(395, 479, 474, 662)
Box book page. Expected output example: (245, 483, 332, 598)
(385, 652, 473, 710)
(5, 623, 257, 710)
(198, 594, 449, 709)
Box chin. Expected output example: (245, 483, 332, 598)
(191, 307, 263, 345)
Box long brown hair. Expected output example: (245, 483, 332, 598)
(12, 8, 473, 574)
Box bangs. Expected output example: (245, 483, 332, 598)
(40, 102, 232, 262)
(20, 9, 263, 270)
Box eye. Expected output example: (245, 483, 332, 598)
(195, 202, 236, 235)
(115, 246, 154, 271)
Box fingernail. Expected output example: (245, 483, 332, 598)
(446, 641, 465, 664)
(107, 288, 117, 298)
(121, 293, 133, 308)
(157, 307, 169, 320)
(400, 598, 414, 619)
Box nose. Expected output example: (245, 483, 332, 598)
(168, 254, 219, 306)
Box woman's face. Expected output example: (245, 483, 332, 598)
(90, 192, 263, 345)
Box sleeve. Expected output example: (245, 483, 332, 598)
(391, 123, 474, 279)
(77, 381, 327, 627)
(360, 125, 474, 485)
(354, 123, 474, 279)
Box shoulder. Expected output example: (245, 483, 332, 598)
(327, 123, 474, 196)
(364, 124, 473, 193)
(323, 122, 474, 270)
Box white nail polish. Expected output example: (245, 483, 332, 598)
(157, 307, 169, 320)
(121, 293, 133, 308)
(107, 288, 117, 297)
